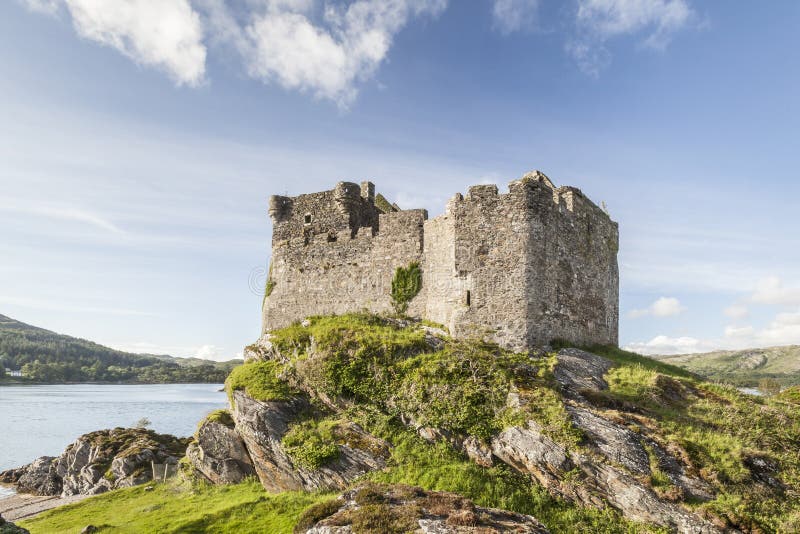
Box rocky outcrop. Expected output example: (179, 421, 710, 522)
(553, 348, 614, 396)
(295, 483, 550, 534)
(0, 428, 188, 497)
(490, 420, 722, 533)
(186, 416, 255, 485)
(228, 390, 389, 492)
(472, 349, 726, 532)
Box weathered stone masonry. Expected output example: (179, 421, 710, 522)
(263, 172, 619, 351)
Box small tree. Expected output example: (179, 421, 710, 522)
(134, 417, 152, 429)
(391, 262, 422, 315)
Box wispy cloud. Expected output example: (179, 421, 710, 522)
(0, 202, 123, 233)
(22, 0, 207, 86)
(569, 0, 695, 75)
(491, 0, 540, 34)
(0, 295, 155, 317)
(628, 296, 685, 318)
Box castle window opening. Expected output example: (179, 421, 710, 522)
(304, 213, 312, 225)
(465, 290, 471, 307)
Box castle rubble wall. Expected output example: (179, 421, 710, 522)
(443, 184, 532, 351)
(262, 208, 426, 331)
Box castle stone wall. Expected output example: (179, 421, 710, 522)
(262, 173, 619, 350)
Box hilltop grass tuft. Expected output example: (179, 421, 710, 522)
(225, 360, 296, 404)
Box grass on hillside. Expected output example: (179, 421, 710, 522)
(19, 479, 334, 534)
(25, 315, 800, 533)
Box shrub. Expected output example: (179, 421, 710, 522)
(282, 419, 341, 470)
(390, 262, 422, 314)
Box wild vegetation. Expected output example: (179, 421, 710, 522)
(0, 314, 236, 384)
(389, 262, 422, 314)
(23, 314, 800, 532)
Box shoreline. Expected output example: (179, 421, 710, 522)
(0, 492, 90, 522)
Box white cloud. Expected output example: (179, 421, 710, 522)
(23, 0, 207, 86)
(751, 276, 800, 306)
(757, 310, 800, 346)
(110, 341, 241, 361)
(628, 296, 685, 318)
(626, 308, 800, 356)
(724, 325, 754, 339)
(570, 0, 694, 75)
(21, 0, 447, 105)
(723, 303, 749, 320)
(194, 344, 223, 360)
(491, 0, 540, 34)
(232, 0, 446, 107)
(624, 334, 710, 355)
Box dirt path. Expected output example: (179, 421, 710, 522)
(0, 493, 89, 522)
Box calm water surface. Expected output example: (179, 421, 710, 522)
(0, 384, 227, 473)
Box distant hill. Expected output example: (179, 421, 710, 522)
(0, 314, 239, 384)
(653, 345, 800, 388)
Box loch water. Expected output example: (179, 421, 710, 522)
(0, 383, 227, 475)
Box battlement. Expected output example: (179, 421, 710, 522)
(262, 171, 619, 351)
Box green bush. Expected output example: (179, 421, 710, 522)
(225, 361, 296, 404)
(390, 262, 422, 314)
(282, 419, 340, 470)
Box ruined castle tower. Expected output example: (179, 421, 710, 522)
(263, 172, 619, 351)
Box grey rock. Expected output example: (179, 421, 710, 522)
(186, 420, 255, 485)
(491, 420, 724, 533)
(15, 457, 61, 496)
(462, 436, 493, 468)
(2, 429, 186, 497)
(567, 406, 650, 476)
(554, 348, 614, 395)
(232, 390, 389, 492)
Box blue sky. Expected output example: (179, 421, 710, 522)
(1, 0, 799, 360)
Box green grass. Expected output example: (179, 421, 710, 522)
(224, 360, 297, 404)
(201, 409, 234, 428)
(19, 479, 334, 534)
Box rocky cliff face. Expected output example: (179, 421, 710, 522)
(0, 428, 188, 497)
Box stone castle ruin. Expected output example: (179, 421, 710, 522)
(263, 171, 619, 351)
